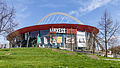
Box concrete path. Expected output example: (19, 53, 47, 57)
(104, 59, 120, 61)
(87, 55, 99, 59)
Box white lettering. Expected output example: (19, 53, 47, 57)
(50, 28, 66, 33)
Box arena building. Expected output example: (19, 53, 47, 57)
(6, 12, 102, 51)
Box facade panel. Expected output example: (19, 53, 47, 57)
(7, 24, 99, 51)
(77, 31, 86, 47)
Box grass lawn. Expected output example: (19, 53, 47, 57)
(0, 47, 120, 68)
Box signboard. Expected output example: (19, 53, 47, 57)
(50, 28, 66, 33)
(67, 29, 77, 34)
(57, 37, 62, 43)
(52, 37, 57, 43)
(66, 37, 75, 43)
(77, 31, 86, 47)
(50, 28, 77, 34)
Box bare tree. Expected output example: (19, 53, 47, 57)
(110, 46, 120, 57)
(0, 1, 18, 36)
(98, 10, 120, 57)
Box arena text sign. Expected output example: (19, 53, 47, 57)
(50, 28, 77, 34)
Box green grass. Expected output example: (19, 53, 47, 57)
(0, 47, 120, 68)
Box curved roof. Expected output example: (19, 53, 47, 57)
(6, 24, 99, 41)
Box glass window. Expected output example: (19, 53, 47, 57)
(30, 31, 39, 38)
(40, 30, 49, 37)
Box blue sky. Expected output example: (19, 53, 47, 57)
(1, 0, 120, 44)
(6, 0, 120, 29)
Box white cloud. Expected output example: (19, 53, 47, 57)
(0, 36, 9, 44)
(15, 5, 30, 19)
(6, 0, 32, 29)
(21, 6, 28, 12)
(39, 3, 66, 8)
(69, 10, 79, 16)
(116, 12, 120, 16)
(17, 12, 31, 19)
(81, 0, 111, 12)
(110, 0, 119, 6)
(69, 0, 112, 17)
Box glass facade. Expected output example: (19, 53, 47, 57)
(10, 28, 92, 51)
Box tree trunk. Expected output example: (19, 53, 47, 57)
(105, 12, 107, 57)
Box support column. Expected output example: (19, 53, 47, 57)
(71, 28, 73, 51)
(63, 34, 65, 49)
(92, 33, 96, 54)
(27, 32, 30, 47)
(20, 42, 22, 48)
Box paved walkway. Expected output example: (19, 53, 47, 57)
(87, 55, 120, 61)
(104, 59, 120, 61)
(87, 55, 99, 59)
